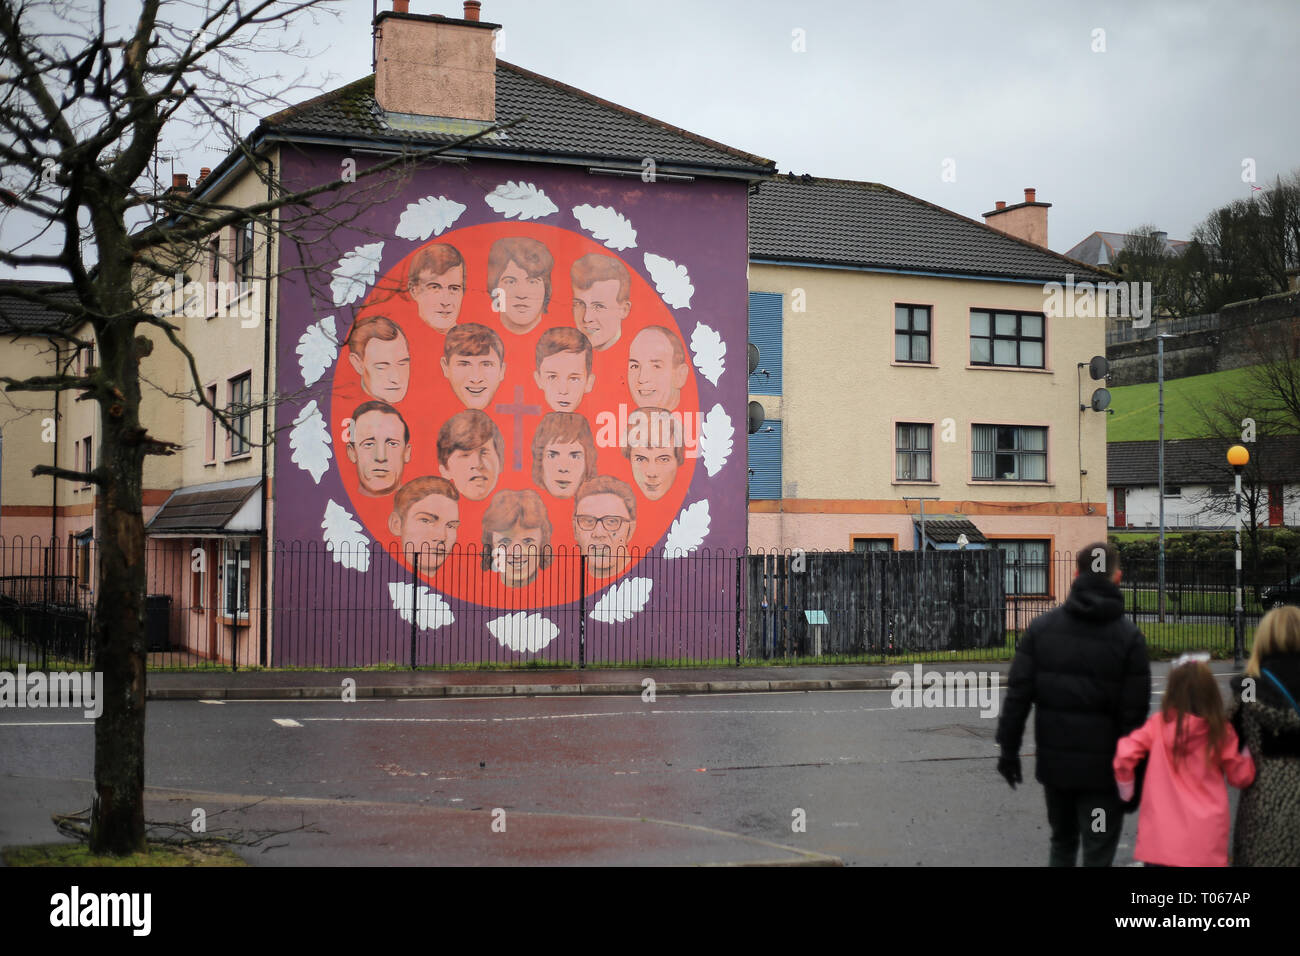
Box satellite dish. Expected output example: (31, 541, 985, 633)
(1091, 388, 1112, 412)
(1088, 355, 1109, 380)
(748, 401, 766, 435)
(748, 342, 760, 376)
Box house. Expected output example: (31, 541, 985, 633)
(1064, 230, 1191, 268)
(1108, 436, 1300, 531)
(746, 176, 1114, 600)
(1, 0, 772, 666)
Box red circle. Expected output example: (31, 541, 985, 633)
(329, 221, 698, 608)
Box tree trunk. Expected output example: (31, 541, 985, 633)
(87, 316, 148, 856)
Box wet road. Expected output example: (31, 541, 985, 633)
(2, 676, 1215, 865)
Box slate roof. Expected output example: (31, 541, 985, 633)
(1108, 437, 1300, 486)
(917, 517, 989, 545)
(0, 281, 83, 335)
(261, 62, 774, 176)
(1063, 231, 1191, 268)
(147, 477, 261, 534)
(749, 176, 1111, 283)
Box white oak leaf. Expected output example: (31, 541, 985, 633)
(322, 499, 370, 571)
(689, 322, 725, 386)
(698, 403, 734, 477)
(644, 253, 694, 308)
(290, 401, 332, 483)
(296, 315, 338, 388)
(330, 242, 384, 306)
(396, 195, 467, 240)
(387, 582, 455, 631)
(572, 204, 637, 250)
(484, 181, 558, 221)
(663, 499, 711, 558)
(487, 612, 559, 653)
(590, 577, 654, 624)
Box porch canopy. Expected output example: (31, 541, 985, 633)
(146, 476, 262, 537)
(914, 517, 989, 551)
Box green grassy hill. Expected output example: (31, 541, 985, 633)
(1106, 367, 1259, 442)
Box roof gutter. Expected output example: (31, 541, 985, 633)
(748, 256, 1086, 286)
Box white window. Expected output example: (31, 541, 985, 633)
(221, 538, 251, 619)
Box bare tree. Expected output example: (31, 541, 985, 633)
(0, 0, 506, 854)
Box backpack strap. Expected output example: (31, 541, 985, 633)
(1262, 668, 1300, 716)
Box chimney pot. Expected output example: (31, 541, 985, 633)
(393, 0, 409, 12)
(463, 1, 480, 19)
(995, 201, 1006, 210)
(1025, 187, 1036, 203)
(199, 167, 211, 181)
(172, 173, 189, 189)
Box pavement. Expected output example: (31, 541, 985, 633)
(143, 658, 1235, 700)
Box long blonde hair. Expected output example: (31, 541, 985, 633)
(1246, 605, 1300, 677)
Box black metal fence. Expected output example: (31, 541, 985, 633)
(0, 537, 1274, 671)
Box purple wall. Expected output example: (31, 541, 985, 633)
(272, 151, 749, 665)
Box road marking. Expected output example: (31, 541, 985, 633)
(0, 720, 92, 727)
(273, 718, 303, 728)
(200, 699, 225, 705)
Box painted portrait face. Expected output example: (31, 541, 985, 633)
(573, 492, 636, 578)
(492, 521, 544, 588)
(495, 259, 546, 334)
(349, 333, 410, 404)
(440, 438, 501, 501)
(627, 328, 688, 411)
(534, 349, 594, 413)
(540, 440, 587, 498)
(389, 492, 459, 571)
(346, 410, 410, 496)
(629, 445, 680, 501)
(573, 278, 630, 351)
(410, 265, 465, 333)
(441, 350, 506, 410)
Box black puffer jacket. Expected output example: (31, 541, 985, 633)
(996, 573, 1151, 789)
(1230, 654, 1300, 866)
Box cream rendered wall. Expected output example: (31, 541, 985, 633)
(169, 149, 279, 494)
(0, 335, 59, 539)
(748, 262, 1108, 554)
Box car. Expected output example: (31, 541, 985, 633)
(1260, 572, 1300, 609)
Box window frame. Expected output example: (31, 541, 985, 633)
(852, 537, 896, 553)
(893, 304, 933, 365)
(971, 424, 1048, 483)
(234, 221, 256, 289)
(227, 372, 252, 459)
(220, 537, 251, 621)
(993, 539, 1051, 597)
(969, 309, 1046, 369)
(895, 422, 934, 482)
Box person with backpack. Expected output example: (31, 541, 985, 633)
(1114, 655, 1255, 867)
(1229, 604, 1300, 866)
(996, 542, 1151, 866)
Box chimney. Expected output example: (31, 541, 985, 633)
(373, 2, 498, 122)
(171, 172, 189, 191)
(199, 166, 211, 183)
(983, 187, 1051, 248)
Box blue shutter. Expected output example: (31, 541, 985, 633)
(748, 419, 782, 500)
(748, 291, 782, 395)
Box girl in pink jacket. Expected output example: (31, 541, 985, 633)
(1114, 655, 1256, 867)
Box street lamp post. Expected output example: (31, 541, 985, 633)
(1228, 444, 1250, 667)
(1157, 333, 1174, 622)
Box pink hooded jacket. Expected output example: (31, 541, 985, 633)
(1114, 711, 1256, 867)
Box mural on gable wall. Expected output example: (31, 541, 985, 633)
(274, 157, 748, 665)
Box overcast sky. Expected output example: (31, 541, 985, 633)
(5, 0, 1299, 278)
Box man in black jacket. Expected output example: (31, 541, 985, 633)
(996, 542, 1150, 866)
